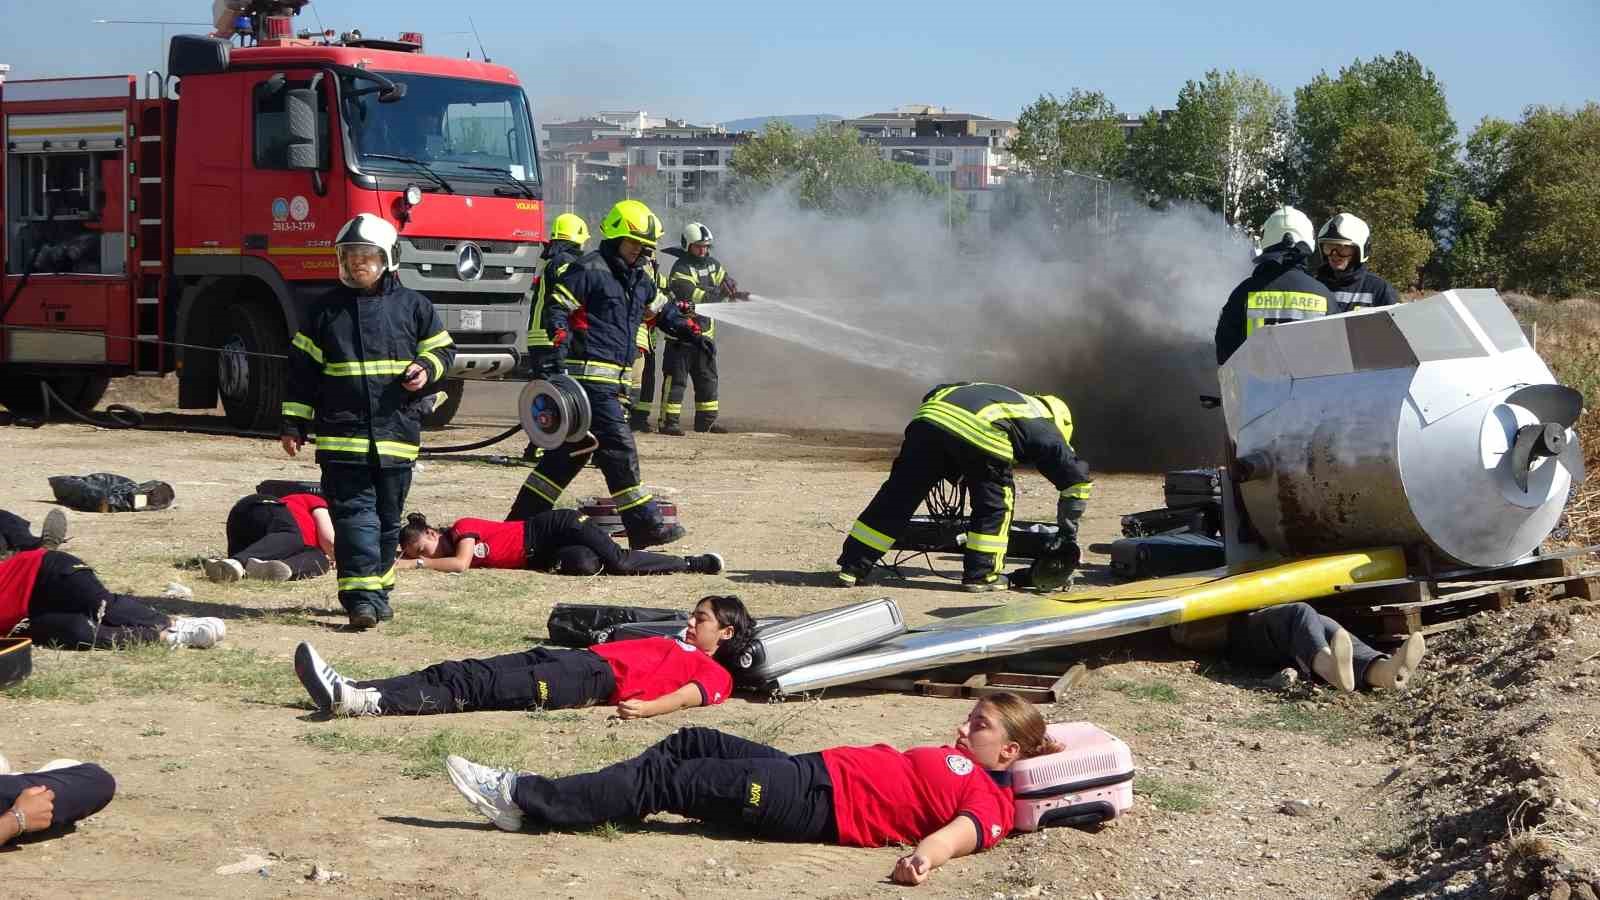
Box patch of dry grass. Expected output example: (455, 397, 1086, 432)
(1508, 293, 1600, 545)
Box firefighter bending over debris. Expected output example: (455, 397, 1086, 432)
(507, 200, 708, 548)
(282, 214, 456, 630)
(1214, 206, 1331, 365)
(837, 382, 1092, 592)
(1313, 213, 1399, 313)
(632, 222, 750, 435)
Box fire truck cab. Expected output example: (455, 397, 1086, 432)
(1, 5, 544, 429)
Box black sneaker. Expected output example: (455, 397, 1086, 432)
(348, 604, 379, 630)
(687, 553, 725, 575)
(837, 559, 875, 587)
(40, 509, 67, 549)
(628, 522, 686, 549)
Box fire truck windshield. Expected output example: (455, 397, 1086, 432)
(341, 72, 539, 189)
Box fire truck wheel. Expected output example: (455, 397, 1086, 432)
(0, 375, 110, 416)
(217, 301, 288, 432)
(421, 378, 465, 430)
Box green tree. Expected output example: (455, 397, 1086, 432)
(725, 122, 940, 214)
(1010, 89, 1127, 179)
(1123, 70, 1288, 227)
(1324, 122, 1434, 287)
(1287, 51, 1457, 219)
(1494, 103, 1600, 296)
(1439, 117, 1514, 287)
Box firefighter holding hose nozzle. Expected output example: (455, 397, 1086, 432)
(507, 200, 706, 549)
(632, 222, 749, 435)
(836, 383, 1092, 592)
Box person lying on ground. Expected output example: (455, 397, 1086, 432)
(0, 753, 116, 846)
(398, 510, 724, 577)
(202, 492, 334, 583)
(1171, 602, 1426, 691)
(443, 692, 1061, 887)
(294, 595, 753, 718)
(1, 547, 224, 649)
(0, 508, 68, 557)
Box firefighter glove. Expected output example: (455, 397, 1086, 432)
(1056, 497, 1087, 539)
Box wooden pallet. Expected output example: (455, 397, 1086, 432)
(1320, 557, 1599, 639)
(861, 664, 1088, 702)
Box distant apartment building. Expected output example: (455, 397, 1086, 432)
(622, 134, 749, 208)
(842, 104, 1016, 159)
(542, 118, 633, 150)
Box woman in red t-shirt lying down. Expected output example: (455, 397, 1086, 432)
(293, 595, 753, 718)
(397, 510, 724, 577)
(201, 493, 333, 583)
(442, 692, 1061, 886)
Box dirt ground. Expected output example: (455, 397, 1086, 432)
(2, 383, 1598, 900)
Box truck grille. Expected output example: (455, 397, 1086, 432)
(423, 290, 527, 306)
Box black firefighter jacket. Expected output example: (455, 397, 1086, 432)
(1315, 262, 1400, 314)
(527, 239, 585, 350)
(546, 240, 696, 390)
(1214, 245, 1332, 365)
(662, 247, 733, 343)
(914, 382, 1094, 504)
(282, 277, 456, 467)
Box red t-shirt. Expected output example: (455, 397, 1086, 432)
(820, 744, 1015, 849)
(448, 518, 527, 569)
(588, 636, 733, 706)
(279, 493, 328, 548)
(0, 549, 50, 637)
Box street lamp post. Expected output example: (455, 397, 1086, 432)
(1060, 168, 1112, 231)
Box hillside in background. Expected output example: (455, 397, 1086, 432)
(721, 114, 842, 133)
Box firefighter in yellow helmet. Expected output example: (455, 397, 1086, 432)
(526, 213, 590, 376)
(507, 200, 707, 548)
(836, 383, 1092, 592)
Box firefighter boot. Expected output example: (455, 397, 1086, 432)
(658, 416, 685, 437)
(628, 521, 686, 549)
(629, 413, 653, 434)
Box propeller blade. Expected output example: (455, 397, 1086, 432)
(1506, 384, 1584, 429)
(1509, 422, 1566, 493)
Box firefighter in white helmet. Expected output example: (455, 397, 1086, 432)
(281, 213, 456, 629)
(632, 222, 749, 435)
(1314, 213, 1399, 313)
(1214, 206, 1332, 365)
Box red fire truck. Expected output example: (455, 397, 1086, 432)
(0, 1, 544, 429)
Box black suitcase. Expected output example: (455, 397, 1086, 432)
(894, 517, 1060, 559)
(1103, 534, 1225, 579)
(1163, 469, 1221, 509)
(1120, 505, 1220, 538)
(545, 603, 682, 647)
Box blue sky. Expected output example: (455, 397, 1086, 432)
(4, 0, 1595, 138)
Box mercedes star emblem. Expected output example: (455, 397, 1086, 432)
(456, 242, 484, 282)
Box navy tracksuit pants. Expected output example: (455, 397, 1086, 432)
(507, 382, 667, 535)
(321, 462, 412, 620)
(0, 763, 116, 837)
(26, 551, 170, 649)
(510, 727, 837, 841)
(527, 510, 687, 576)
(356, 646, 617, 716)
(224, 495, 329, 581)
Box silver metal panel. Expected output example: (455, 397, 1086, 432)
(8, 330, 106, 363)
(1223, 290, 1582, 568)
(740, 597, 905, 681)
(774, 597, 1187, 695)
(5, 77, 131, 102)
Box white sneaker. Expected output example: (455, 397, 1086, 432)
(35, 759, 82, 772)
(1311, 628, 1357, 692)
(166, 617, 225, 649)
(445, 755, 524, 832)
(202, 558, 245, 583)
(0, 753, 11, 775)
(245, 558, 294, 582)
(294, 641, 347, 712)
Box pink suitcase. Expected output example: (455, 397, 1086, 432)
(575, 497, 679, 538)
(1011, 722, 1135, 832)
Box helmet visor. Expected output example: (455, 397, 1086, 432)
(336, 244, 386, 287)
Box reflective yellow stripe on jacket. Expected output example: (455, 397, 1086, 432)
(1244, 291, 1328, 336)
(315, 435, 420, 461)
